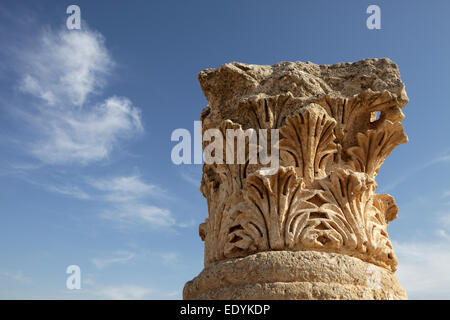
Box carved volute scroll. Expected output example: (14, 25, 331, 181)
(197, 59, 408, 272)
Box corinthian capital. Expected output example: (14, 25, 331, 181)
(186, 58, 409, 300)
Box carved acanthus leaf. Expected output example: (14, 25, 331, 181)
(318, 169, 374, 252)
(223, 201, 269, 259)
(317, 169, 396, 270)
(346, 120, 408, 177)
(201, 163, 252, 263)
(280, 104, 337, 185)
(373, 193, 399, 222)
(245, 167, 316, 250)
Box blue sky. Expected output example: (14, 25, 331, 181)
(0, 0, 449, 299)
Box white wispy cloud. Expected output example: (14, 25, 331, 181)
(92, 251, 136, 269)
(0, 270, 31, 284)
(180, 171, 200, 188)
(17, 27, 142, 165)
(430, 154, 450, 165)
(30, 173, 176, 229)
(101, 204, 175, 228)
(439, 212, 450, 230)
(395, 241, 450, 299)
(8, 24, 175, 231)
(28, 95, 142, 165)
(8, 162, 43, 171)
(88, 175, 175, 228)
(96, 285, 152, 300)
(19, 27, 112, 106)
(161, 252, 179, 266)
(46, 184, 91, 200)
(88, 175, 164, 202)
(436, 229, 450, 241)
(176, 218, 197, 228)
(381, 151, 450, 193)
(394, 212, 450, 299)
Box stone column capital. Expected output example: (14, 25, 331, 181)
(185, 58, 408, 300)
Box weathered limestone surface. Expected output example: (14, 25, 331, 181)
(185, 58, 408, 300)
(184, 251, 407, 300)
